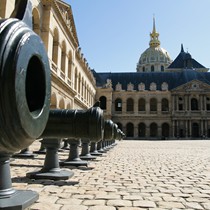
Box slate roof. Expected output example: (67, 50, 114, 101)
(167, 45, 206, 69)
(92, 69, 210, 91)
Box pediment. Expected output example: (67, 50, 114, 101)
(55, 0, 79, 46)
(172, 80, 210, 92)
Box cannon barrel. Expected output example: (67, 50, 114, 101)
(104, 120, 114, 140)
(40, 107, 104, 142)
(0, 0, 51, 154)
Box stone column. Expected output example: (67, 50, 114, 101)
(189, 120, 192, 137)
(185, 120, 188, 138)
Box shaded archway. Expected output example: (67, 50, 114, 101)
(52, 28, 59, 65)
(32, 7, 40, 35)
(192, 123, 199, 137)
(162, 123, 170, 137)
(126, 123, 134, 137)
(99, 96, 107, 110)
(138, 123, 146, 137)
(150, 123, 158, 137)
(50, 92, 57, 108)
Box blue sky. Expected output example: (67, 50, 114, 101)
(67, 0, 210, 72)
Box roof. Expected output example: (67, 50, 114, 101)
(93, 70, 210, 91)
(167, 44, 206, 69)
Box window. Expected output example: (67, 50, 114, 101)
(138, 123, 146, 137)
(151, 65, 154, 72)
(161, 65, 164, 72)
(126, 123, 134, 137)
(162, 98, 169, 111)
(150, 123, 157, 137)
(150, 98, 157, 111)
(115, 98, 122, 111)
(191, 98, 198, 110)
(127, 98, 134, 112)
(138, 98, 145, 111)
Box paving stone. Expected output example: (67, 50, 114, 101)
(82, 199, 106, 206)
(89, 206, 116, 210)
(119, 208, 146, 210)
(157, 201, 185, 208)
(30, 203, 62, 210)
(56, 198, 82, 205)
(133, 200, 156, 208)
(123, 195, 143, 200)
(60, 205, 88, 210)
(107, 199, 132, 207)
(95, 194, 121, 200)
(184, 202, 204, 209)
(202, 203, 210, 209)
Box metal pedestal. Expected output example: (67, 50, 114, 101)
(0, 155, 38, 210)
(60, 139, 88, 167)
(26, 139, 73, 180)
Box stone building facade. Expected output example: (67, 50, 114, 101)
(1, 0, 96, 110)
(94, 24, 210, 140)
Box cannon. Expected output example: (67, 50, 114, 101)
(26, 106, 104, 180)
(0, 0, 51, 209)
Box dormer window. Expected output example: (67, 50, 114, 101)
(150, 82, 157, 91)
(127, 82, 134, 91)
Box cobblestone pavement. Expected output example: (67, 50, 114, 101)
(10, 140, 210, 210)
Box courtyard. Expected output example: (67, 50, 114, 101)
(11, 140, 210, 210)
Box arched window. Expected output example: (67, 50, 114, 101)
(162, 123, 169, 137)
(150, 98, 157, 111)
(127, 98, 134, 112)
(178, 97, 183, 110)
(52, 28, 59, 65)
(206, 97, 210, 110)
(142, 67, 145, 72)
(32, 8, 41, 35)
(74, 68, 78, 91)
(161, 65, 164, 72)
(192, 123, 199, 137)
(151, 65, 154, 72)
(138, 98, 145, 111)
(150, 123, 157, 137)
(162, 98, 169, 111)
(126, 123, 134, 137)
(191, 98, 198, 110)
(99, 96, 107, 110)
(115, 98, 122, 111)
(61, 41, 66, 75)
(138, 123, 146, 137)
(68, 51, 73, 82)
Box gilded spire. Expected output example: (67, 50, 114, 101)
(149, 17, 160, 48)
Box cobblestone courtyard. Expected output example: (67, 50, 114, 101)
(11, 140, 210, 210)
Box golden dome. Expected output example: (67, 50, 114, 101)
(136, 18, 172, 72)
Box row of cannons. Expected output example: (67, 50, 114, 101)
(0, 0, 125, 209)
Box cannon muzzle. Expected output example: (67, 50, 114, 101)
(40, 107, 104, 142)
(0, 0, 51, 154)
